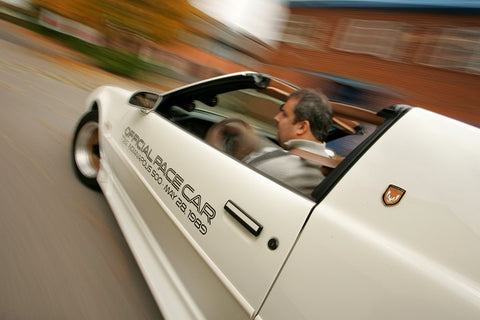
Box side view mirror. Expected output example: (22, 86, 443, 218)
(129, 91, 162, 112)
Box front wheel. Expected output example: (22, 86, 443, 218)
(72, 110, 101, 191)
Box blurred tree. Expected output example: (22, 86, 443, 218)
(32, 0, 194, 77)
(32, 0, 192, 44)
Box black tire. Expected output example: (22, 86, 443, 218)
(71, 110, 101, 191)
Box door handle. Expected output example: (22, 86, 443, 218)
(224, 200, 263, 237)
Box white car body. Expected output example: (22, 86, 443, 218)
(73, 72, 480, 319)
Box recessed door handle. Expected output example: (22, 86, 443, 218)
(224, 200, 263, 237)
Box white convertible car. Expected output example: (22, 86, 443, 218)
(72, 72, 480, 320)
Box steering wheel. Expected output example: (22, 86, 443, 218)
(205, 119, 259, 159)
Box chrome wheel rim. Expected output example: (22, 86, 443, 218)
(75, 122, 100, 178)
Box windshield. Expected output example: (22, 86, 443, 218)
(193, 88, 283, 136)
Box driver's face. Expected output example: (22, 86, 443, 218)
(274, 97, 300, 147)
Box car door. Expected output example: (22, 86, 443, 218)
(108, 86, 316, 319)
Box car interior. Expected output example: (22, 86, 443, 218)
(157, 76, 386, 162)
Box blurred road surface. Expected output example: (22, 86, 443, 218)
(0, 20, 164, 319)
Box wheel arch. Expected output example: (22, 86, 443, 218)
(90, 101, 99, 111)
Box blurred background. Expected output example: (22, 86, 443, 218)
(1, 0, 479, 124)
(0, 1, 479, 318)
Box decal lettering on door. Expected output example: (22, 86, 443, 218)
(121, 127, 216, 235)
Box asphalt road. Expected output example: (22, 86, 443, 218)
(0, 21, 164, 319)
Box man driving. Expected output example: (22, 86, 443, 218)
(243, 89, 334, 196)
(206, 88, 334, 196)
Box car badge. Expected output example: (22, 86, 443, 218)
(383, 184, 406, 206)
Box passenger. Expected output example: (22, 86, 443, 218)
(243, 89, 334, 196)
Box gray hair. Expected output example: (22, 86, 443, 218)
(290, 89, 332, 141)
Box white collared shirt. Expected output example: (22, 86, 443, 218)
(244, 139, 331, 196)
